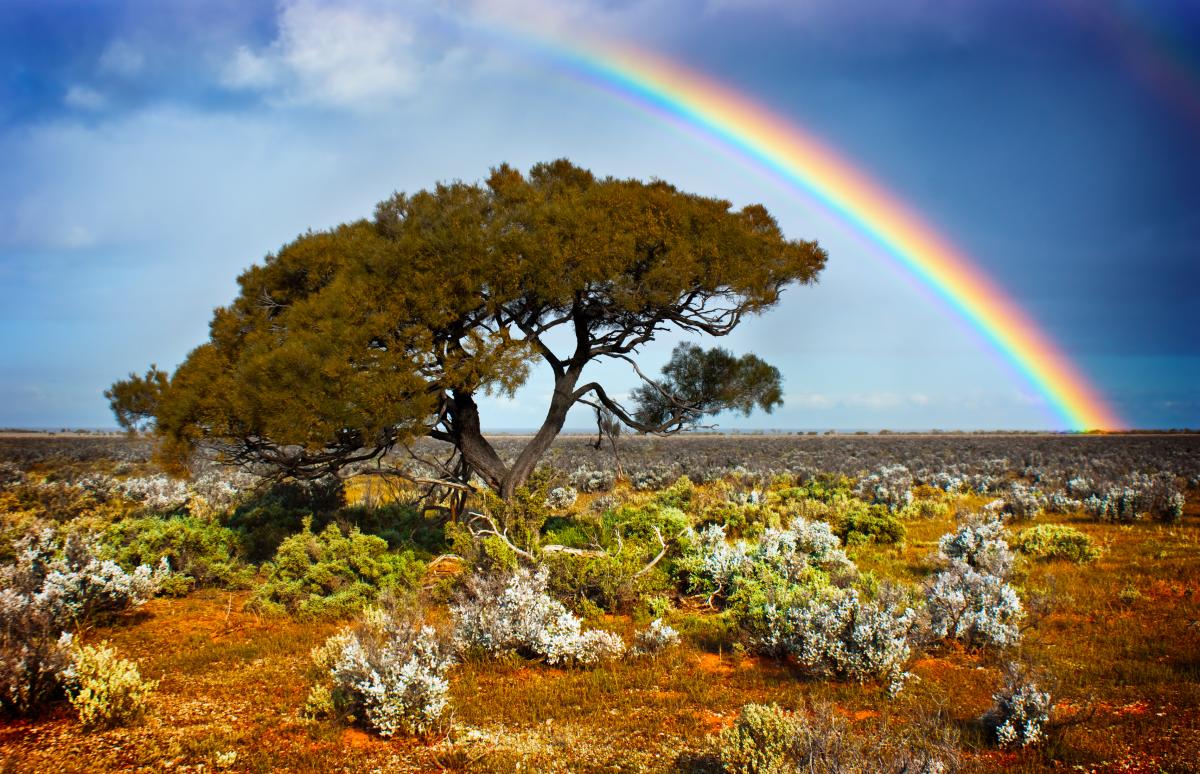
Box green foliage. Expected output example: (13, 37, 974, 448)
(1013, 524, 1100, 564)
(541, 504, 684, 613)
(101, 515, 253, 594)
(783, 474, 856, 505)
(103, 365, 168, 434)
(64, 642, 157, 730)
(718, 703, 803, 774)
(654, 476, 695, 509)
(632, 344, 783, 431)
(250, 519, 423, 619)
(831, 501, 906, 546)
(225, 480, 344, 562)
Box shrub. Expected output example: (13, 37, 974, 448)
(451, 567, 626, 667)
(996, 483, 1042, 521)
(982, 664, 1053, 748)
(833, 501, 906, 546)
(250, 519, 423, 619)
(1083, 473, 1184, 524)
(226, 479, 345, 561)
(756, 587, 917, 695)
(568, 467, 615, 494)
(718, 703, 801, 774)
(544, 486, 578, 511)
(855, 465, 914, 512)
(62, 641, 157, 730)
(926, 563, 1023, 649)
(308, 606, 453, 737)
(1013, 524, 1099, 564)
(101, 515, 253, 594)
(718, 701, 958, 774)
(937, 517, 1013, 579)
(678, 519, 853, 603)
(0, 530, 161, 715)
(633, 617, 681, 656)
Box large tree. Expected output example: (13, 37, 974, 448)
(109, 160, 826, 500)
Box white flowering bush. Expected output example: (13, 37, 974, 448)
(633, 617, 681, 656)
(937, 517, 1013, 579)
(998, 483, 1042, 521)
(452, 567, 626, 667)
(679, 518, 853, 601)
(1083, 473, 1184, 524)
(115, 474, 192, 512)
(926, 563, 1023, 649)
(568, 467, 615, 493)
(855, 464, 914, 512)
(0, 530, 163, 715)
(983, 665, 1053, 748)
(62, 641, 157, 730)
(310, 607, 454, 737)
(761, 587, 917, 695)
(544, 486, 578, 511)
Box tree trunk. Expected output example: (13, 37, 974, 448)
(500, 368, 582, 499)
(449, 390, 509, 492)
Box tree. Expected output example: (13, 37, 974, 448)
(109, 160, 826, 500)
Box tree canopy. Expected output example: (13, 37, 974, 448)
(109, 160, 827, 499)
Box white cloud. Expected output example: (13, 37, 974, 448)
(63, 85, 106, 111)
(98, 40, 145, 77)
(221, 46, 279, 89)
(221, 0, 422, 109)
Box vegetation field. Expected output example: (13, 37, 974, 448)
(1, 433, 1197, 772)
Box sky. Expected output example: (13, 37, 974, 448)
(0, 0, 1197, 431)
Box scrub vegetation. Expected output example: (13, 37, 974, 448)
(0, 431, 1197, 773)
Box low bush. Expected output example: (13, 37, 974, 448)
(1013, 524, 1099, 564)
(1082, 472, 1184, 524)
(451, 567, 626, 667)
(250, 520, 423, 619)
(855, 464, 914, 512)
(937, 516, 1013, 579)
(753, 587, 917, 695)
(101, 515, 253, 594)
(633, 617, 681, 656)
(982, 664, 1053, 748)
(226, 479, 345, 562)
(307, 606, 453, 737)
(718, 701, 958, 774)
(832, 501, 906, 546)
(544, 486, 578, 511)
(0, 530, 161, 715)
(926, 563, 1023, 649)
(62, 641, 157, 730)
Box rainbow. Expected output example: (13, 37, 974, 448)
(502, 33, 1122, 431)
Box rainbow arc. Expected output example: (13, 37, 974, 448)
(506, 35, 1122, 430)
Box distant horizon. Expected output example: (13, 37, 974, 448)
(4, 426, 1197, 437)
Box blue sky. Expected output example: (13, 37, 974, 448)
(1, 0, 1197, 431)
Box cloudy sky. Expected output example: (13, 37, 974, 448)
(1, 0, 1197, 431)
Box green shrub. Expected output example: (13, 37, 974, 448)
(63, 642, 157, 730)
(655, 476, 695, 509)
(101, 515, 253, 594)
(718, 703, 802, 774)
(833, 501, 906, 546)
(226, 480, 343, 562)
(1013, 524, 1099, 564)
(250, 519, 423, 619)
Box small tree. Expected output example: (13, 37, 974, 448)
(109, 160, 825, 503)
